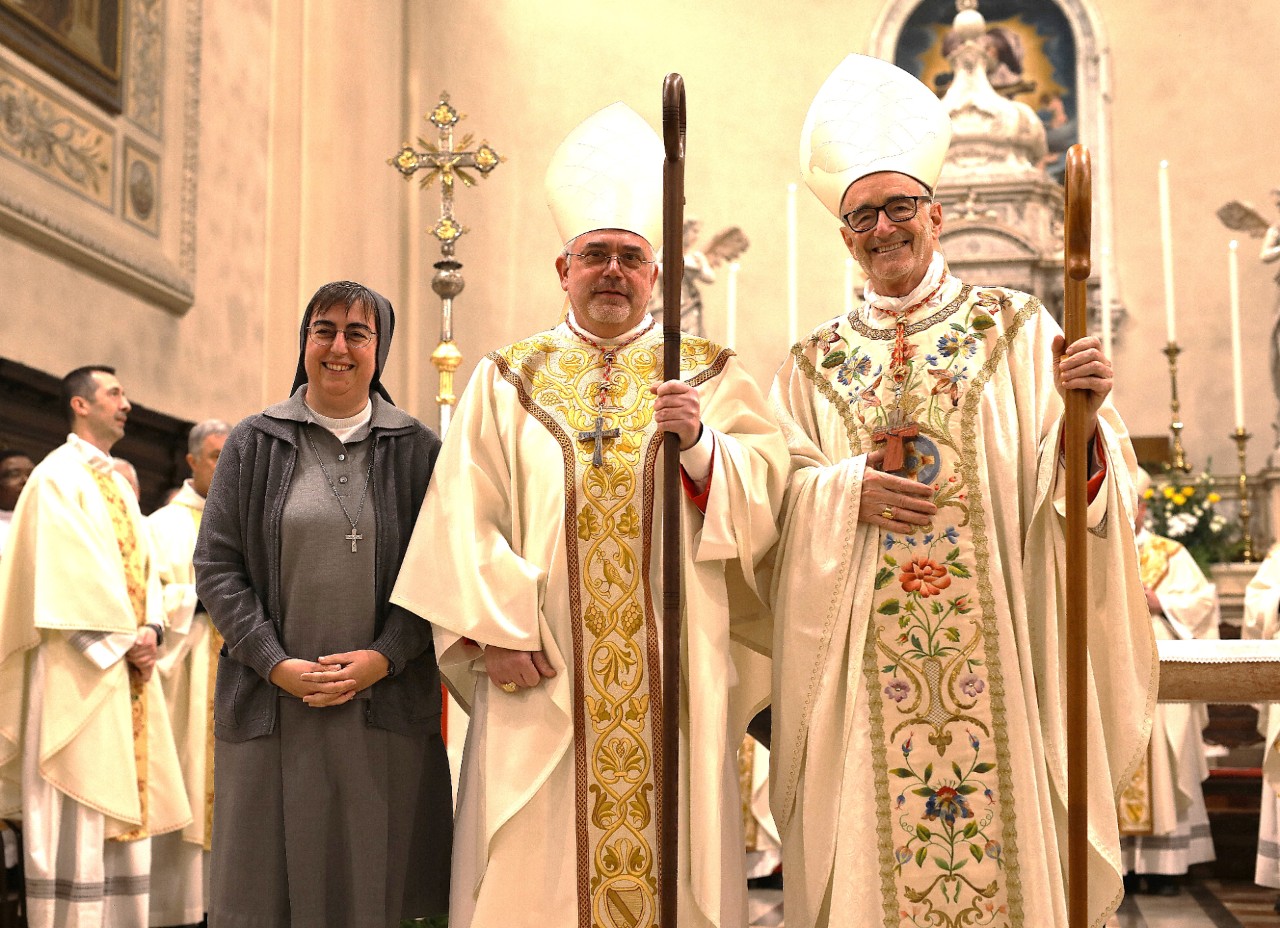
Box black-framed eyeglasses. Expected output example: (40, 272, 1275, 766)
(842, 195, 932, 234)
(566, 250, 656, 272)
(308, 322, 378, 349)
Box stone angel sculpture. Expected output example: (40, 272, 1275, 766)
(648, 218, 750, 337)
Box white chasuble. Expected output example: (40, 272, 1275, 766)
(392, 323, 787, 928)
(0, 440, 190, 928)
(147, 482, 216, 923)
(1239, 546, 1280, 887)
(1118, 532, 1216, 873)
(768, 279, 1156, 928)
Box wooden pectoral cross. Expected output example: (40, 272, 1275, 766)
(578, 416, 621, 468)
(873, 409, 918, 473)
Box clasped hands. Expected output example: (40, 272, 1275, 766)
(125, 625, 158, 683)
(484, 645, 557, 693)
(270, 650, 390, 707)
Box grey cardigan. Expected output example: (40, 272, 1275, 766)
(194, 392, 442, 742)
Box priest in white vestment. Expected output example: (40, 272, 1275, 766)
(766, 55, 1156, 928)
(0, 450, 35, 557)
(1242, 543, 1280, 890)
(0, 366, 190, 928)
(1120, 470, 1217, 891)
(146, 419, 229, 927)
(391, 103, 789, 928)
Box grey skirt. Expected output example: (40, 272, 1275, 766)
(208, 695, 450, 928)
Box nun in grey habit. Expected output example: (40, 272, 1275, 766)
(196, 280, 451, 927)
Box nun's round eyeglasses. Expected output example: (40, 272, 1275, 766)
(308, 323, 378, 349)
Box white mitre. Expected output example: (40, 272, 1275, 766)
(545, 102, 663, 249)
(800, 54, 953, 217)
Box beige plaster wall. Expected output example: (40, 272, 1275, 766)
(1102, 1, 1280, 476)
(0, 0, 275, 424)
(2, 0, 1277, 489)
(417, 0, 1280, 487)
(0, 0, 413, 428)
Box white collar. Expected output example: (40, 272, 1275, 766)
(564, 309, 656, 347)
(863, 251, 947, 320)
(170, 479, 206, 512)
(67, 433, 114, 474)
(303, 394, 373, 444)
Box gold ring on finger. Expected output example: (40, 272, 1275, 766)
(880, 506, 895, 520)
(501, 681, 518, 693)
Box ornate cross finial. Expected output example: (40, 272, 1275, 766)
(388, 91, 504, 256)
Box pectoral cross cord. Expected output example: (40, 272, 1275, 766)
(564, 314, 657, 468)
(870, 278, 946, 474)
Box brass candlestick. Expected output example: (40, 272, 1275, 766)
(1163, 342, 1190, 473)
(1232, 426, 1255, 562)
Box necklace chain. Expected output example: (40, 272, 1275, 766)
(564, 315, 657, 409)
(303, 425, 376, 552)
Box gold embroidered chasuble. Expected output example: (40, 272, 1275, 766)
(0, 440, 189, 837)
(767, 280, 1156, 928)
(90, 469, 151, 841)
(391, 321, 788, 928)
(496, 328, 725, 926)
(148, 486, 220, 850)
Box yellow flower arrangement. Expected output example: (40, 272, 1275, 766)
(1144, 469, 1242, 571)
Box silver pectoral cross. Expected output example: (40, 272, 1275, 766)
(578, 416, 621, 468)
(346, 530, 363, 553)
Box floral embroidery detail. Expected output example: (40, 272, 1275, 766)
(935, 331, 977, 359)
(975, 289, 1013, 316)
(924, 784, 974, 824)
(885, 679, 912, 702)
(898, 557, 952, 597)
(836, 353, 873, 386)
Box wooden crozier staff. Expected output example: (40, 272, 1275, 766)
(660, 71, 686, 928)
(1063, 143, 1092, 928)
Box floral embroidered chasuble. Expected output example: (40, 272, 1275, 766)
(768, 278, 1157, 928)
(492, 328, 729, 928)
(810, 284, 1016, 924)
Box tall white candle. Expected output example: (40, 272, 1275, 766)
(726, 261, 740, 348)
(1100, 245, 1113, 359)
(1158, 160, 1176, 343)
(844, 257, 855, 317)
(1229, 239, 1245, 430)
(787, 183, 798, 344)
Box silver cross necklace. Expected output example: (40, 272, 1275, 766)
(303, 425, 375, 552)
